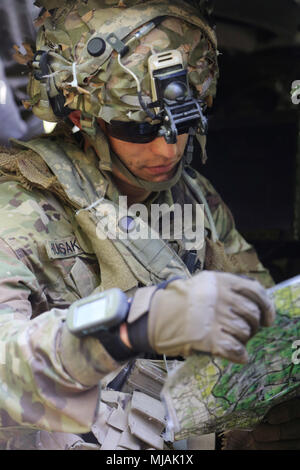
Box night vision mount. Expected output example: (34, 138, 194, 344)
(32, 40, 208, 144)
(148, 50, 208, 144)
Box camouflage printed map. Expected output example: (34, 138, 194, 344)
(162, 276, 300, 440)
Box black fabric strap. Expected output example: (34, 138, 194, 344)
(182, 249, 198, 274)
(127, 313, 154, 354)
(95, 326, 137, 362)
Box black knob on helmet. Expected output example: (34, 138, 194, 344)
(87, 37, 106, 57)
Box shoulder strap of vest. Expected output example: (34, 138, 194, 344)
(182, 168, 219, 243)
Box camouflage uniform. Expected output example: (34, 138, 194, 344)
(0, 127, 273, 449)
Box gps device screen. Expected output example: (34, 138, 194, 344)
(73, 296, 108, 328)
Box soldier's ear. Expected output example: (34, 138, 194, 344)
(68, 110, 81, 129)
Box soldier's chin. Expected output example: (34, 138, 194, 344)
(150, 172, 174, 182)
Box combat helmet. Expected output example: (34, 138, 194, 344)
(29, 2, 217, 122)
(25, 0, 219, 189)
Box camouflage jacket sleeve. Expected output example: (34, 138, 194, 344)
(197, 173, 274, 288)
(0, 184, 119, 435)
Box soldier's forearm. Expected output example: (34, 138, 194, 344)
(0, 237, 128, 433)
(0, 307, 122, 433)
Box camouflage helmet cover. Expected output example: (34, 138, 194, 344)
(29, 0, 219, 123)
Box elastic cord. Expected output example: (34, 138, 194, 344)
(115, 17, 167, 122)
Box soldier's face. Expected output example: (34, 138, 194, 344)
(69, 112, 188, 184)
(106, 131, 189, 183)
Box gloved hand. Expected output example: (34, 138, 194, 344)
(222, 397, 300, 450)
(146, 271, 275, 363)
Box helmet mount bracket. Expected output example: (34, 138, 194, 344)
(33, 50, 71, 119)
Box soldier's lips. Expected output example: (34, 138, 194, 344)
(144, 162, 177, 175)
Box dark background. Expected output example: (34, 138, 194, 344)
(193, 0, 300, 283)
(0, 0, 299, 283)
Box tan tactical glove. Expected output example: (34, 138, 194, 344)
(146, 271, 275, 363)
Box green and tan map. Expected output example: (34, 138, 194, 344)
(161, 276, 300, 440)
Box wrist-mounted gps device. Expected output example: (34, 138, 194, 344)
(66, 288, 136, 361)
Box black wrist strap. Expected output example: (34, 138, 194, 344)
(127, 313, 154, 354)
(95, 327, 137, 362)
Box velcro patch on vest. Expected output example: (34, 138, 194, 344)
(45, 237, 84, 260)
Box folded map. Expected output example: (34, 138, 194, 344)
(161, 275, 300, 440)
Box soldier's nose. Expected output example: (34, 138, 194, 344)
(149, 136, 178, 161)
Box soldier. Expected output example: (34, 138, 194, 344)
(0, 0, 296, 451)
